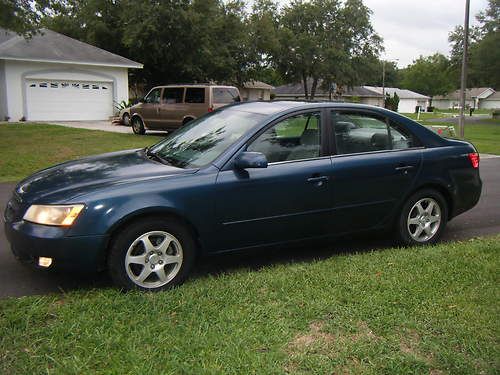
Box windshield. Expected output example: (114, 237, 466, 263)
(149, 109, 265, 168)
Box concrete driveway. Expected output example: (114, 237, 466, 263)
(1, 158, 499, 298)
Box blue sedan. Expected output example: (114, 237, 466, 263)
(4, 102, 482, 291)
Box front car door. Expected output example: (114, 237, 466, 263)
(139, 87, 162, 127)
(213, 110, 334, 251)
(329, 109, 423, 234)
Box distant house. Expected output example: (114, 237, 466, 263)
(0, 28, 142, 122)
(433, 88, 497, 110)
(363, 86, 430, 113)
(273, 79, 384, 106)
(239, 80, 274, 101)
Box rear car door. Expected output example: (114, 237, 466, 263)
(213, 110, 334, 251)
(184, 87, 208, 121)
(158, 87, 185, 129)
(329, 109, 423, 234)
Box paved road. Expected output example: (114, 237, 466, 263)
(1, 159, 499, 298)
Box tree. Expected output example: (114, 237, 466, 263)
(448, 0, 500, 88)
(0, 0, 51, 36)
(400, 54, 454, 98)
(274, 0, 382, 99)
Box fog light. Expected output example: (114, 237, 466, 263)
(38, 257, 53, 268)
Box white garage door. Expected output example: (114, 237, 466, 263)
(26, 79, 113, 121)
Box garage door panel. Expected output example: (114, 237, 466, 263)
(26, 80, 113, 121)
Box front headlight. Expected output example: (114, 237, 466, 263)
(23, 204, 85, 226)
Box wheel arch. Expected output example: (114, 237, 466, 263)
(406, 182, 454, 221)
(104, 207, 202, 261)
(182, 115, 196, 125)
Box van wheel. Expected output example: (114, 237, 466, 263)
(108, 218, 196, 291)
(182, 117, 194, 126)
(397, 189, 448, 246)
(131, 117, 145, 135)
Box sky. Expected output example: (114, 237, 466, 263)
(257, 0, 489, 68)
(362, 0, 488, 67)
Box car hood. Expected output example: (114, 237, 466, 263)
(15, 149, 192, 203)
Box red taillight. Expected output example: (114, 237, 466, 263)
(468, 152, 479, 169)
(208, 106, 214, 112)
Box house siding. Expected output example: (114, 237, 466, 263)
(0, 60, 7, 120)
(3, 60, 129, 121)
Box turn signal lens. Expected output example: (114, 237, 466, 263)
(23, 204, 85, 226)
(468, 153, 479, 169)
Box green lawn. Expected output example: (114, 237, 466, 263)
(0, 236, 498, 374)
(0, 123, 164, 182)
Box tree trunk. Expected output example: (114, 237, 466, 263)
(302, 72, 309, 100)
(310, 77, 318, 100)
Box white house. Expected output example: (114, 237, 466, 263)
(433, 88, 497, 110)
(0, 28, 142, 122)
(239, 80, 274, 101)
(363, 86, 430, 113)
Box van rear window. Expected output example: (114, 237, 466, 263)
(212, 87, 241, 104)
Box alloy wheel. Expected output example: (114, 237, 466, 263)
(407, 198, 442, 242)
(124, 231, 183, 288)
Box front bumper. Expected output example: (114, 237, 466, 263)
(4, 220, 108, 272)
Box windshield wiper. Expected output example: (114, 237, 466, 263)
(145, 147, 170, 166)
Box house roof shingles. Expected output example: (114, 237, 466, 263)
(274, 79, 383, 98)
(434, 88, 494, 101)
(0, 28, 142, 68)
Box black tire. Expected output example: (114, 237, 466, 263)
(397, 189, 448, 246)
(122, 113, 130, 126)
(182, 117, 194, 126)
(131, 116, 145, 135)
(107, 217, 196, 291)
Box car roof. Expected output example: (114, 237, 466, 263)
(227, 100, 387, 116)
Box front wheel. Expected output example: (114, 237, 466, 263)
(107, 218, 196, 291)
(131, 117, 145, 135)
(397, 189, 448, 246)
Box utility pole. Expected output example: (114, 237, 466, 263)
(459, 0, 470, 139)
(382, 60, 386, 100)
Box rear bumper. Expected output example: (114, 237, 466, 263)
(4, 220, 108, 272)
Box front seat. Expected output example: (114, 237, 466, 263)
(286, 129, 320, 161)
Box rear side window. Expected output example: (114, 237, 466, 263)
(212, 87, 241, 104)
(185, 88, 206, 103)
(331, 112, 418, 155)
(163, 88, 184, 104)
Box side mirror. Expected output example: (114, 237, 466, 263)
(234, 151, 268, 169)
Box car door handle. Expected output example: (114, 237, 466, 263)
(396, 165, 415, 174)
(307, 176, 329, 184)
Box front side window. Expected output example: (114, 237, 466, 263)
(163, 88, 184, 104)
(247, 112, 321, 163)
(144, 88, 161, 104)
(331, 112, 416, 155)
(185, 88, 206, 103)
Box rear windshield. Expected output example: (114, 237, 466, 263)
(212, 87, 241, 104)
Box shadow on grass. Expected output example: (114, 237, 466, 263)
(23, 232, 396, 296)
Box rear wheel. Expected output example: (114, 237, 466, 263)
(397, 189, 448, 246)
(182, 117, 194, 126)
(131, 117, 145, 135)
(108, 218, 196, 291)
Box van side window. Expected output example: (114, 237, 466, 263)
(185, 88, 206, 104)
(163, 88, 184, 104)
(331, 112, 418, 155)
